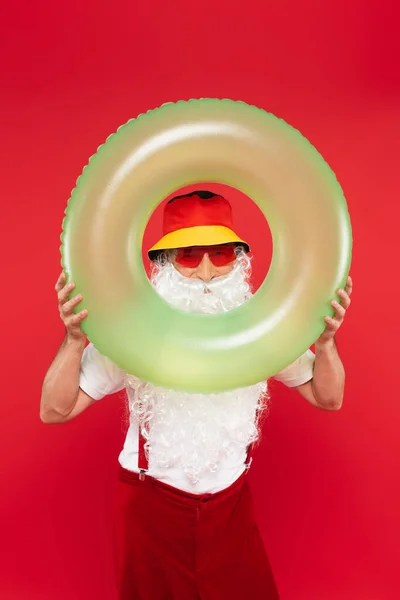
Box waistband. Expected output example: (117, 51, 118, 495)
(118, 465, 248, 506)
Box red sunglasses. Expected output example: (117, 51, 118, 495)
(174, 244, 237, 268)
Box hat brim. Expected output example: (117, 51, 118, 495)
(148, 225, 250, 261)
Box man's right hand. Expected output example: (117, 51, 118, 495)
(55, 272, 88, 341)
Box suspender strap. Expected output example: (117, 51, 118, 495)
(245, 405, 261, 472)
(138, 426, 148, 481)
(245, 443, 253, 472)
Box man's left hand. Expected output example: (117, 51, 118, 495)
(317, 276, 353, 345)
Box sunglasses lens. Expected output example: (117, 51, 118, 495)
(175, 244, 237, 268)
(208, 245, 237, 266)
(175, 248, 203, 268)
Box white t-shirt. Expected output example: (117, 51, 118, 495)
(79, 344, 315, 493)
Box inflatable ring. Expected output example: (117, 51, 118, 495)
(61, 99, 352, 393)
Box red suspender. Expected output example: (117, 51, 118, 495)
(138, 426, 148, 481)
(245, 443, 253, 472)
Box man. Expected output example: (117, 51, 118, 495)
(41, 190, 352, 600)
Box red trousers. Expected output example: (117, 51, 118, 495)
(113, 466, 280, 600)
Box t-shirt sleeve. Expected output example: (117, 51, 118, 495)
(79, 343, 127, 400)
(272, 349, 315, 388)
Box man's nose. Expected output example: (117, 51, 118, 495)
(195, 253, 214, 282)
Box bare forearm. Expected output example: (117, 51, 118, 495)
(40, 335, 86, 422)
(311, 339, 345, 410)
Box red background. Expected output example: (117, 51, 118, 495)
(1, 1, 400, 598)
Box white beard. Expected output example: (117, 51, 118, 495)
(125, 250, 269, 485)
(150, 252, 253, 314)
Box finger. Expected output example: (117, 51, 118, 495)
(55, 272, 66, 293)
(331, 299, 346, 320)
(66, 310, 88, 327)
(345, 275, 353, 296)
(57, 281, 75, 304)
(324, 316, 340, 333)
(337, 289, 351, 310)
(61, 293, 83, 315)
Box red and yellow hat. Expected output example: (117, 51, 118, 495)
(148, 191, 250, 261)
